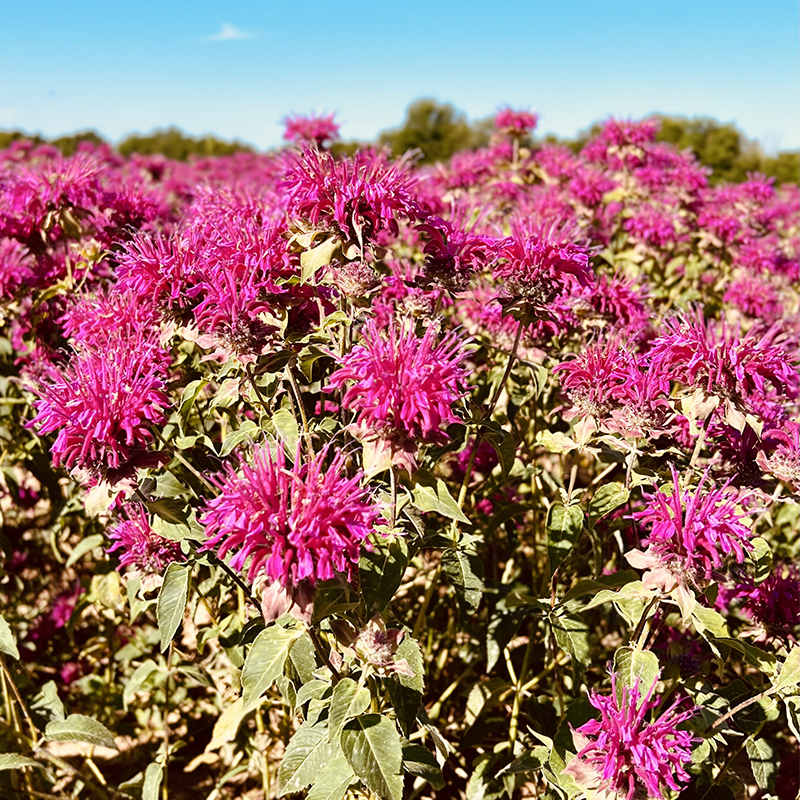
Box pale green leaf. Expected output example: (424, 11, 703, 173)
(745, 737, 777, 792)
(0, 612, 20, 660)
(278, 719, 337, 795)
(157, 562, 191, 652)
(0, 754, 44, 772)
(65, 534, 104, 569)
(441, 547, 483, 613)
(613, 647, 660, 698)
(341, 714, 403, 800)
(328, 678, 371, 743)
(587, 482, 629, 527)
(547, 504, 584, 575)
(242, 625, 301, 713)
(45, 714, 117, 750)
(305, 755, 356, 800)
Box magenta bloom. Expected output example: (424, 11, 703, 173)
(494, 221, 592, 309)
(284, 148, 420, 247)
(328, 317, 470, 473)
(565, 673, 696, 800)
(494, 108, 538, 137)
(107, 505, 183, 575)
(29, 340, 169, 479)
(283, 113, 340, 148)
(201, 443, 380, 592)
(627, 468, 754, 602)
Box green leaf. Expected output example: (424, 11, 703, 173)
(341, 714, 403, 800)
(147, 497, 190, 525)
(613, 647, 660, 697)
(300, 236, 339, 284)
(305, 755, 356, 800)
(441, 546, 484, 613)
(329, 678, 371, 743)
(220, 419, 260, 456)
(582, 580, 656, 611)
(271, 408, 300, 455)
(123, 660, 160, 709)
(497, 745, 550, 776)
(587, 482, 629, 527)
(745, 737, 777, 792)
(485, 429, 517, 481)
(749, 537, 772, 584)
(547, 504, 584, 575)
(772, 645, 799, 694)
(402, 742, 445, 789)
(179, 378, 209, 418)
(157, 562, 191, 652)
(0, 754, 44, 772)
(45, 714, 117, 750)
(359, 536, 409, 617)
(142, 762, 164, 800)
(396, 634, 424, 693)
(692, 605, 730, 638)
(295, 679, 330, 707)
(65, 534, 104, 568)
(551, 611, 590, 684)
(784, 696, 800, 740)
(278, 719, 337, 795)
(714, 637, 778, 676)
(29, 680, 66, 729)
(410, 475, 470, 523)
(387, 680, 421, 738)
(242, 625, 301, 713)
(288, 633, 318, 684)
(0, 612, 20, 659)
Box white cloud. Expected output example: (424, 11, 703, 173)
(206, 23, 256, 42)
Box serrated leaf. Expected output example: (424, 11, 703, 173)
(30, 680, 66, 729)
(65, 534, 104, 569)
(300, 236, 339, 283)
(305, 755, 356, 800)
(547, 504, 584, 575)
(773, 646, 799, 693)
(341, 714, 403, 800)
(410, 476, 470, 523)
(242, 625, 301, 713)
(295, 679, 330, 707)
(0, 754, 44, 772)
(613, 647, 660, 698)
(745, 737, 776, 792)
(288, 633, 318, 684)
(142, 762, 163, 800)
(692, 605, 730, 638)
(329, 678, 371, 743)
(359, 536, 409, 617)
(0, 612, 20, 659)
(279, 719, 337, 795)
(497, 745, 550, 776)
(402, 742, 445, 789)
(583, 580, 656, 611)
(45, 714, 117, 750)
(441, 547, 483, 613)
(157, 562, 191, 652)
(587, 482, 629, 527)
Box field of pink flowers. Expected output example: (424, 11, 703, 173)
(0, 111, 797, 800)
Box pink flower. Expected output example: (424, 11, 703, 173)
(107, 504, 183, 575)
(284, 148, 420, 247)
(565, 672, 696, 800)
(493, 220, 592, 309)
(627, 467, 754, 603)
(28, 338, 169, 479)
(201, 443, 379, 599)
(494, 108, 538, 137)
(328, 317, 470, 473)
(283, 113, 340, 148)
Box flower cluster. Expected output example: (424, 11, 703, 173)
(565, 673, 697, 800)
(283, 113, 340, 149)
(106, 505, 183, 577)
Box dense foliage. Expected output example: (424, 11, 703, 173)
(0, 109, 798, 800)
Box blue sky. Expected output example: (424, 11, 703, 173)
(2, 1, 798, 152)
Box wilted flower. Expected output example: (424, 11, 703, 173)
(107, 504, 183, 577)
(564, 672, 696, 800)
(328, 317, 470, 474)
(201, 443, 380, 620)
(627, 467, 754, 615)
(330, 615, 414, 677)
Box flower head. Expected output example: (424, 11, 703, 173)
(627, 467, 754, 606)
(328, 317, 470, 474)
(28, 338, 169, 480)
(565, 672, 697, 800)
(201, 443, 380, 616)
(494, 108, 538, 138)
(107, 504, 183, 576)
(283, 113, 340, 149)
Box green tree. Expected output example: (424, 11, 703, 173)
(378, 99, 491, 164)
(117, 127, 253, 160)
